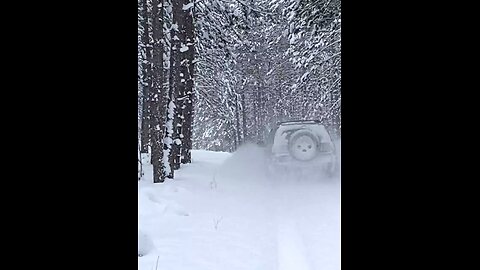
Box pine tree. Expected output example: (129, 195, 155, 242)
(164, 0, 189, 177)
(150, 0, 166, 183)
(181, 0, 195, 164)
(139, 0, 152, 154)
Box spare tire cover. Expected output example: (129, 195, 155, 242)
(288, 130, 320, 161)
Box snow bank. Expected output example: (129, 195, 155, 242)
(138, 230, 155, 257)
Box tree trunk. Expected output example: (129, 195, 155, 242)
(235, 94, 241, 149)
(150, 0, 166, 183)
(164, 41, 177, 178)
(181, 0, 195, 164)
(253, 89, 259, 141)
(171, 0, 189, 170)
(241, 93, 247, 142)
(164, 0, 189, 177)
(140, 0, 152, 154)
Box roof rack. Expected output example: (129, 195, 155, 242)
(276, 119, 322, 126)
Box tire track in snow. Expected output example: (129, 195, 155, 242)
(271, 179, 313, 270)
(276, 220, 312, 270)
(217, 144, 338, 270)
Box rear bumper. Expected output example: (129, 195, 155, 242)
(271, 152, 336, 168)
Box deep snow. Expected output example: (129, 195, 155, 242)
(138, 142, 340, 270)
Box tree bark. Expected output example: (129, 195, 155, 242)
(165, 0, 189, 177)
(172, 0, 189, 170)
(235, 93, 241, 149)
(241, 93, 247, 143)
(140, 0, 152, 154)
(181, 1, 195, 164)
(150, 0, 166, 183)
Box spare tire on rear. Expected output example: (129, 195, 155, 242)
(288, 130, 320, 161)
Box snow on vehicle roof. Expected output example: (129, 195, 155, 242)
(277, 120, 322, 126)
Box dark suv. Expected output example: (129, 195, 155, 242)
(265, 120, 338, 177)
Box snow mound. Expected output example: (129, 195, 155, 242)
(138, 230, 155, 257)
(139, 185, 189, 217)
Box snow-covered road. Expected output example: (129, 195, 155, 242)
(139, 143, 340, 270)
